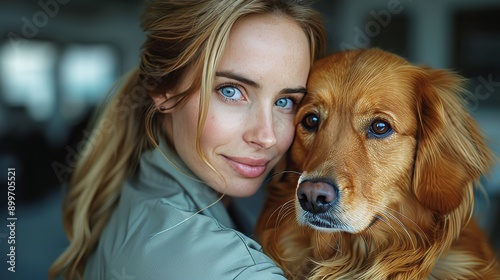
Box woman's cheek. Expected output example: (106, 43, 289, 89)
(277, 116, 296, 152)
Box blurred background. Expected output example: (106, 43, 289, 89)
(0, 0, 499, 278)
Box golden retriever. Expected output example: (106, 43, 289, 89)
(256, 48, 499, 279)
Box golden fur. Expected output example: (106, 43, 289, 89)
(256, 49, 500, 279)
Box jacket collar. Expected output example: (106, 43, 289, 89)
(134, 138, 236, 229)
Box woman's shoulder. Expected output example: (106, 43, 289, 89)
(138, 201, 271, 264)
(141, 208, 285, 279)
(86, 194, 285, 279)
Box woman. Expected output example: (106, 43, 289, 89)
(49, 0, 325, 279)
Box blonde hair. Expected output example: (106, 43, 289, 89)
(49, 0, 325, 279)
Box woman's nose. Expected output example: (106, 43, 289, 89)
(243, 106, 277, 149)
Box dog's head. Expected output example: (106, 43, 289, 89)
(292, 49, 493, 233)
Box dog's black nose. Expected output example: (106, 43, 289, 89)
(297, 180, 337, 214)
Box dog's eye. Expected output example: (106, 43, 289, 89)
(301, 114, 319, 132)
(369, 120, 392, 138)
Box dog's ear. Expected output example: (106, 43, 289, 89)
(412, 68, 493, 215)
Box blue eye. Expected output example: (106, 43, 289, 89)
(275, 98, 293, 109)
(219, 86, 243, 100)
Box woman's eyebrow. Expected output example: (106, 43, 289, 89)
(216, 70, 307, 95)
(216, 71, 261, 88)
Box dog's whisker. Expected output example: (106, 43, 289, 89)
(314, 231, 338, 261)
(313, 231, 325, 261)
(263, 170, 301, 184)
(395, 208, 432, 246)
(363, 227, 384, 255)
(344, 200, 407, 248)
(264, 199, 294, 231)
(274, 200, 295, 227)
(275, 209, 295, 229)
(368, 204, 414, 247)
(359, 229, 376, 255)
(364, 201, 433, 251)
(375, 203, 431, 247)
(328, 234, 343, 257)
(336, 234, 345, 258)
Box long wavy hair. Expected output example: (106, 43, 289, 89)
(49, 0, 325, 279)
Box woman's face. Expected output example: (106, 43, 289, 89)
(166, 14, 311, 197)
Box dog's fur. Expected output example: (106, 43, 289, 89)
(256, 49, 499, 279)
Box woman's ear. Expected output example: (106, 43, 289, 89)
(150, 92, 181, 114)
(412, 68, 493, 215)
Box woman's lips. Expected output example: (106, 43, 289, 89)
(224, 156, 269, 178)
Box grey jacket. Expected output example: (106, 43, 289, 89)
(84, 141, 286, 279)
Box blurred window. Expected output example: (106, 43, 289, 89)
(59, 44, 117, 120)
(0, 41, 118, 123)
(0, 40, 57, 121)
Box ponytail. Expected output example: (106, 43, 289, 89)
(49, 69, 157, 279)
